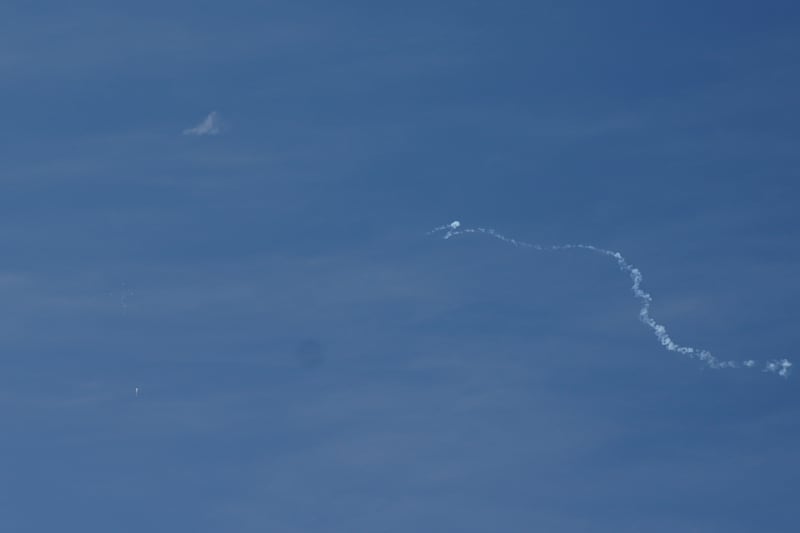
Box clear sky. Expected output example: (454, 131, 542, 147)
(2, 1, 799, 531)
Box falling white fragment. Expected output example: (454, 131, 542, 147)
(426, 220, 461, 235)
(430, 221, 792, 377)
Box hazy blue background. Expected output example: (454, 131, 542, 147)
(2, 1, 799, 531)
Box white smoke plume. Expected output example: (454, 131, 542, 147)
(182, 111, 223, 136)
(431, 221, 792, 377)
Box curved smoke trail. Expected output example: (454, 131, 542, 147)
(430, 221, 792, 377)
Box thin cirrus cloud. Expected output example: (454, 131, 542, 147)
(182, 111, 223, 136)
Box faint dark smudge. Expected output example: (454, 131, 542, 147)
(294, 338, 325, 369)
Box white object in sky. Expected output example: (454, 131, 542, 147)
(430, 220, 793, 377)
(183, 111, 222, 136)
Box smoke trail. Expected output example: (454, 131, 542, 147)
(431, 221, 792, 377)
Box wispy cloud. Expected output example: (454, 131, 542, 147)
(182, 111, 223, 136)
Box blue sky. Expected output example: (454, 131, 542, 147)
(2, 1, 800, 531)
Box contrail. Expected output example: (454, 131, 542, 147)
(430, 221, 792, 377)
